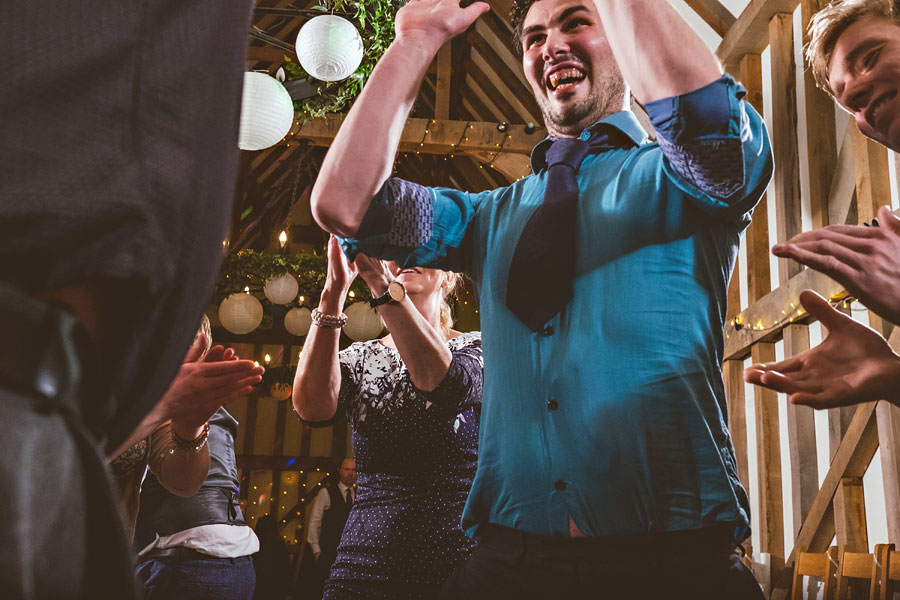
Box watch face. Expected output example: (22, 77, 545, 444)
(388, 281, 405, 302)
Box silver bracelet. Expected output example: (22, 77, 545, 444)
(311, 308, 348, 329)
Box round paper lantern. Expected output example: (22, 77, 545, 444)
(238, 71, 294, 151)
(284, 307, 313, 337)
(270, 382, 293, 401)
(343, 302, 385, 342)
(264, 273, 299, 305)
(295, 15, 364, 82)
(218, 293, 263, 334)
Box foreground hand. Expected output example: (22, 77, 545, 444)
(325, 235, 358, 294)
(395, 0, 490, 47)
(772, 205, 900, 325)
(163, 345, 264, 437)
(353, 253, 394, 296)
(744, 290, 900, 409)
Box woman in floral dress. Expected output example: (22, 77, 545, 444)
(293, 237, 482, 599)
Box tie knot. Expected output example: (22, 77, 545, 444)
(545, 137, 591, 171)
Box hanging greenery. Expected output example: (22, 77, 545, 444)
(215, 249, 372, 307)
(284, 0, 404, 119)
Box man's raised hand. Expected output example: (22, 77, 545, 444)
(395, 0, 490, 48)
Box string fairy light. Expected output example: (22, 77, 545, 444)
(725, 294, 858, 340)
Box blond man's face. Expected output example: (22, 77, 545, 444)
(828, 16, 900, 152)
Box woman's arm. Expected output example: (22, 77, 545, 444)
(147, 420, 211, 497)
(293, 237, 357, 422)
(416, 335, 483, 411)
(354, 255, 452, 392)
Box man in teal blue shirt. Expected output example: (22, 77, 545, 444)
(309, 0, 773, 597)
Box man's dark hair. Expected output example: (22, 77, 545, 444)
(510, 0, 537, 57)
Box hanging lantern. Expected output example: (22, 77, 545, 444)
(270, 382, 293, 401)
(284, 307, 313, 337)
(264, 273, 299, 305)
(343, 302, 385, 342)
(295, 15, 364, 82)
(218, 293, 264, 334)
(238, 71, 294, 151)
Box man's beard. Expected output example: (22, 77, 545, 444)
(539, 70, 628, 137)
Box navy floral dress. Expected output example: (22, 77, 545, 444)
(323, 331, 482, 599)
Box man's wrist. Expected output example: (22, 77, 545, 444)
(392, 33, 445, 61)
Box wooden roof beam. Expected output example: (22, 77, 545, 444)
(286, 116, 546, 155)
(684, 0, 736, 37)
(434, 43, 452, 120)
(717, 0, 800, 74)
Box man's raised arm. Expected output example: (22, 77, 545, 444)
(311, 0, 489, 237)
(592, 0, 722, 103)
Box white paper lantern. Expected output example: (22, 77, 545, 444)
(343, 302, 385, 342)
(238, 72, 294, 151)
(264, 273, 299, 305)
(270, 382, 293, 401)
(295, 15, 364, 82)
(218, 293, 264, 334)
(284, 307, 313, 337)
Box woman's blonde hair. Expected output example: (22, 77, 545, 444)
(439, 272, 465, 334)
(806, 0, 897, 95)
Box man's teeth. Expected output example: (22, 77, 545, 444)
(548, 68, 585, 90)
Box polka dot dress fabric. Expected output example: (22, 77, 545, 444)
(324, 332, 483, 599)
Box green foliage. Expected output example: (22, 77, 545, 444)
(284, 0, 404, 119)
(215, 249, 371, 307)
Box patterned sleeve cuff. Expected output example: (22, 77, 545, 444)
(645, 75, 747, 200)
(340, 178, 433, 260)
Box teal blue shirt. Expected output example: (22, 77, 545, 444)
(341, 76, 772, 540)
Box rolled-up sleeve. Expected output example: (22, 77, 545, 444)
(338, 178, 485, 273)
(645, 74, 773, 221)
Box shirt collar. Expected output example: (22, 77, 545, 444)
(529, 111, 649, 174)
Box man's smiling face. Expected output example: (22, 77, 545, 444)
(828, 16, 900, 152)
(520, 0, 627, 137)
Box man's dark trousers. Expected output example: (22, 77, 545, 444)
(440, 524, 764, 600)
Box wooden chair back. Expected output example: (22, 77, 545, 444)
(835, 547, 878, 600)
(877, 545, 898, 600)
(791, 545, 839, 600)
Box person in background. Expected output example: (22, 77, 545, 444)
(745, 0, 900, 409)
(306, 458, 357, 597)
(293, 236, 483, 598)
(252, 515, 294, 600)
(110, 315, 264, 539)
(133, 320, 259, 600)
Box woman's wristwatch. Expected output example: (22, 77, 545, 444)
(369, 280, 406, 308)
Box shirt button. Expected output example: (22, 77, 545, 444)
(547, 399, 558, 411)
(539, 325, 554, 337)
(554, 480, 566, 491)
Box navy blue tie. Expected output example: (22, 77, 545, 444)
(506, 129, 632, 331)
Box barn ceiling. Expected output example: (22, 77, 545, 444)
(231, 0, 750, 253)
